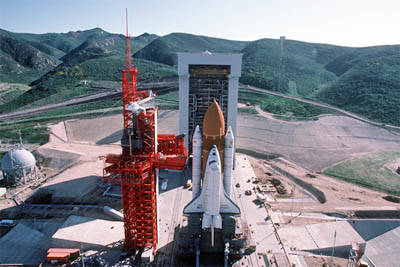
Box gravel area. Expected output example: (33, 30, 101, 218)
(238, 113, 400, 171)
(65, 111, 400, 172)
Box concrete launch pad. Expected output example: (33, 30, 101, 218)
(1, 110, 400, 265)
(156, 169, 192, 266)
(278, 221, 365, 256)
(231, 153, 285, 266)
(51, 215, 124, 249)
(362, 224, 400, 266)
(0, 223, 45, 264)
(156, 154, 273, 266)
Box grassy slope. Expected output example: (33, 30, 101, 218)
(0, 57, 176, 112)
(317, 54, 400, 126)
(0, 124, 49, 145)
(239, 89, 330, 118)
(240, 39, 352, 96)
(0, 49, 47, 83)
(1, 28, 400, 127)
(0, 28, 157, 84)
(0, 83, 30, 104)
(0, 28, 108, 84)
(325, 45, 400, 76)
(15, 28, 112, 55)
(0, 32, 168, 112)
(158, 89, 330, 119)
(0, 28, 66, 59)
(0, 32, 61, 83)
(324, 151, 400, 196)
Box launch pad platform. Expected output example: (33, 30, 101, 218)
(154, 153, 282, 266)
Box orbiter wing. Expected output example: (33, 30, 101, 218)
(183, 191, 240, 215)
(220, 192, 240, 214)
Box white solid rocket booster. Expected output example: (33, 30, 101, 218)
(192, 125, 202, 199)
(223, 126, 234, 197)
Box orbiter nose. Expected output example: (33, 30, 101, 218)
(207, 145, 221, 171)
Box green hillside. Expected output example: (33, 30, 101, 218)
(324, 151, 400, 196)
(0, 28, 156, 83)
(317, 54, 400, 126)
(0, 28, 66, 59)
(325, 45, 400, 76)
(131, 33, 159, 53)
(0, 49, 48, 83)
(0, 28, 108, 83)
(16, 28, 112, 54)
(240, 39, 352, 96)
(0, 29, 163, 112)
(60, 33, 158, 65)
(134, 33, 248, 66)
(0, 83, 30, 104)
(0, 34, 61, 83)
(0, 57, 175, 113)
(0, 28, 399, 127)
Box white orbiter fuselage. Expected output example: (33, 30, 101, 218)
(183, 126, 240, 246)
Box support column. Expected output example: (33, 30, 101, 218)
(179, 74, 190, 147)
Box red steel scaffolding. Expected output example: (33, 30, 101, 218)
(103, 9, 187, 254)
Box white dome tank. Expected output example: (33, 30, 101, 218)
(1, 148, 36, 184)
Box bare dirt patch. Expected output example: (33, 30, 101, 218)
(248, 156, 399, 215)
(303, 255, 348, 267)
(238, 113, 400, 171)
(0, 119, 121, 214)
(60, 111, 400, 173)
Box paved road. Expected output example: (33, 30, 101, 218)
(0, 81, 176, 121)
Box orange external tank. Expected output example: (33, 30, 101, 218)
(201, 100, 225, 176)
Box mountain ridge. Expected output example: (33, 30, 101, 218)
(0, 27, 399, 126)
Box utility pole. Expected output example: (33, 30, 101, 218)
(291, 183, 296, 219)
(18, 129, 23, 147)
(300, 188, 303, 216)
(330, 230, 337, 267)
(278, 36, 285, 92)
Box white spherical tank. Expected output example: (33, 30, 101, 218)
(1, 149, 36, 184)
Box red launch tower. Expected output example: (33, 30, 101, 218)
(103, 9, 187, 254)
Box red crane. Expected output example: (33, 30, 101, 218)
(103, 9, 188, 255)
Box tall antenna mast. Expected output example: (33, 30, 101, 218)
(18, 129, 23, 147)
(126, 8, 128, 37)
(125, 8, 132, 70)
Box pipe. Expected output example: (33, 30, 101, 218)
(103, 206, 123, 221)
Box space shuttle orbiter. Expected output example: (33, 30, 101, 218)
(183, 101, 240, 247)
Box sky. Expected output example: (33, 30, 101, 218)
(1, 0, 399, 47)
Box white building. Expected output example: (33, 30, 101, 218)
(177, 52, 242, 150)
